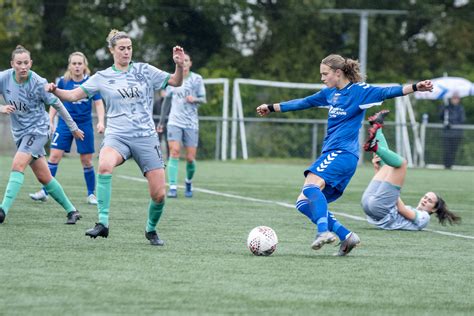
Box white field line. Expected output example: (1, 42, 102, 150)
(118, 175, 474, 240)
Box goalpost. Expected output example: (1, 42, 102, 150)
(231, 78, 419, 166)
(203, 78, 230, 161)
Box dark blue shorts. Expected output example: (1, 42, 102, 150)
(305, 150, 358, 203)
(51, 120, 95, 154)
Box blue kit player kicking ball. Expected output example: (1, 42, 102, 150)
(0, 45, 84, 224)
(257, 54, 433, 256)
(29, 52, 105, 205)
(46, 29, 185, 246)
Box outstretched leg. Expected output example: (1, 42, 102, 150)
(31, 157, 81, 224)
(297, 173, 336, 250)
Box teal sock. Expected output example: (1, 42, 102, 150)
(186, 160, 196, 181)
(167, 157, 179, 186)
(146, 199, 164, 233)
(375, 129, 389, 149)
(375, 129, 388, 167)
(44, 178, 75, 213)
(97, 174, 112, 227)
(0, 171, 24, 214)
(376, 147, 404, 168)
(374, 128, 403, 167)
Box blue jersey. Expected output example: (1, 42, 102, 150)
(57, 75, 101, 124)
(280, 82, 403, 157)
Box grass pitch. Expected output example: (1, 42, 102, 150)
(0, 156, 472, 315)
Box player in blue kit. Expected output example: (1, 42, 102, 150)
(257, 54, 433, 255)
(362, 110, 461, 230)
(29, 52, 105, 205)
(0, 45, 84, 224)
(46, 29, 185, 246)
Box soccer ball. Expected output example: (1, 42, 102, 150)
(247, 226, 278, 256)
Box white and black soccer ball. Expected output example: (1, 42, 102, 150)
(247, 226, 278, 256)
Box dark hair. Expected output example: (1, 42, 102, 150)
(433, 194, 461, 225)
(321, 54, 365, 82)
(11, 45, 31, 60)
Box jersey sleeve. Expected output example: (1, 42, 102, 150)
(148, 64, 171, 90)
(196, 75, 206, 98)
(165, 85, 174, 96)
(280, 89, 329, 112)
(413, 210, 430, 229)
(92, 93, 102, 101)
(0, 70, 9, 93)
(80, 74, 100, 98)
(194, 75, 206, 103)
(357, 83, 403, 109)
(38, 77, 59, 106)
(57, 77, 65, 90)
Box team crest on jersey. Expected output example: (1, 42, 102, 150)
(134, 73, 145, 83)
(5, 89, 11, 94)
(28, 92, 36, 99)
(108, 80, 116, 85)
(331, 93, 340, 105)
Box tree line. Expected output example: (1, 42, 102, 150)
(1, 0, 473, 123)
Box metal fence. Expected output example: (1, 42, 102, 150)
(1, 114, 473, 168)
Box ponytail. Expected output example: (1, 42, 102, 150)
(433, 194, 461, 225)
(321, 54, 365, 83)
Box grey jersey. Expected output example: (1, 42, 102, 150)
(167, 72, 206, 129)
(0, 69, 59, 142)
(81, 62, 170, 138)
(368, 206, 431, 230)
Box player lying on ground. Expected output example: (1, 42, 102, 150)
(361, 110, 461, 230)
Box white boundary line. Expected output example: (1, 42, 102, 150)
(118, 175, 474, 240)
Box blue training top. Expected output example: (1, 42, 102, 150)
(280, 82, 403, 158)
(57, 75, 101, 125)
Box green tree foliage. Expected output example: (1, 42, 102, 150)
(0, 0, 473, 159)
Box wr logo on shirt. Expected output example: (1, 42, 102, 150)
(117, 86, 141, 99)
(9, 100, 29, 112)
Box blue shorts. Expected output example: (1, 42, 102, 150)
(51, 120, 95, 154)
(305, 150, 358, 203)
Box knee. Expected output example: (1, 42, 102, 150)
(151, 190, 166, 203)
(80, 157, 93, 168)
(98, 163, 114, 174)
(400, 159, 408, 169)
(11, 161, 27, 172)
(48, 153, 62, 164)
(170, 150, 180, 158)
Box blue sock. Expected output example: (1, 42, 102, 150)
(328, 211, 351, 241)
(42, 162, 58, 195)
(83, 166, 96, 196)
(302, 184, 328, 233)
(295, 199, 316, 224)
